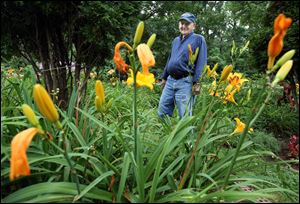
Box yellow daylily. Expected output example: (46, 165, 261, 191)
(127, 69, 155, 90)
(227, 72, 248, 91)
(7, 68, 14, 75)
(233, 118, 253, 134)
(209, 80, 219, 96)
(223, 88, 238, 105)
(207, 64, 218, 79)
(10, 128, 42, 181)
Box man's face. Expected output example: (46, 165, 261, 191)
(179, 20, 195, 36)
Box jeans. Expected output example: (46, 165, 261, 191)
(158, 75, 195, 118)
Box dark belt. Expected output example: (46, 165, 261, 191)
(170, 72, 191, 80)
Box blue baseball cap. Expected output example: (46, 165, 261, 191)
(179, 12, 196, 23)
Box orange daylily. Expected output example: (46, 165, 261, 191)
(113, 42, 133, 74)
(267, 13, 292, 69)
(137, 43, 155, 75)
(267, 32, 284, 69)
(10, 128, 41, 181)
(273, 13, 292, 35)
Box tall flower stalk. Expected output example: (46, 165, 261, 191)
(33, 84, 81, 195)
(223, 13, 294, 189)
(113, 21, 156, 202)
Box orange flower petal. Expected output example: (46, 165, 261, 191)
(10, 128, 40, 181)
(113, 42, 133, 74)
(268, 32, 284, 58)
(274, 14, 292, 34)
(137, 44, 155, 74)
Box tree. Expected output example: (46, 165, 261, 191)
(1, 1, 142, 108)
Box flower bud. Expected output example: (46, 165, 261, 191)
(106, 98, 113, 109)
(272, 60, 293, 87)
(146, 34, 156, 49)
(22, 104, 40, 127)
(33, 84, 59, 123)
(95, 80, 105, 104)
(95, 96, 103, 112)
(133, 21, 144, 48)
(272, 50, 295, 71)
(219, 65, 233, 83)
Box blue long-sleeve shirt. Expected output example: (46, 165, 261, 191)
(161, 32, 207, 83)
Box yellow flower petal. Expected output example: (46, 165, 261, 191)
(126, 69, 155, 90)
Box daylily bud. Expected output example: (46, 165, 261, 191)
(22, 104, 39, 127)
(246, 89, 252, 102)
(95, 96, 103, 112)
(191, 47, 199, 63)
(33, 84, 59, 123)
(211, 63, 218, 73)
(272, 60, 293, 87)
(240, 41, 250, 55)
(188, 44, 193, 60)
(231, 40, 236, 57)
(95, 80, 105, 105)
(146, 34, 156, 49)
(272, 50, 295, 71)
(133, 21, 144, 49)
(106, 98, 113, 109)
(219, 65, 233, 83)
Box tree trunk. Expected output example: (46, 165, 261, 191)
(36, 16, 53, 93)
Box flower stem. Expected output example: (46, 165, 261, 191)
(57, 130, 81, 195)
(223, 88, 273, 189)
(48, 135, 81, 195)
(133, 72, 138, 159)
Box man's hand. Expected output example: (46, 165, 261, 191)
(161, 79, 166, 88)
(192, 82, 201, 95)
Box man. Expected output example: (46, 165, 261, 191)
(158, 12, 207, 118)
